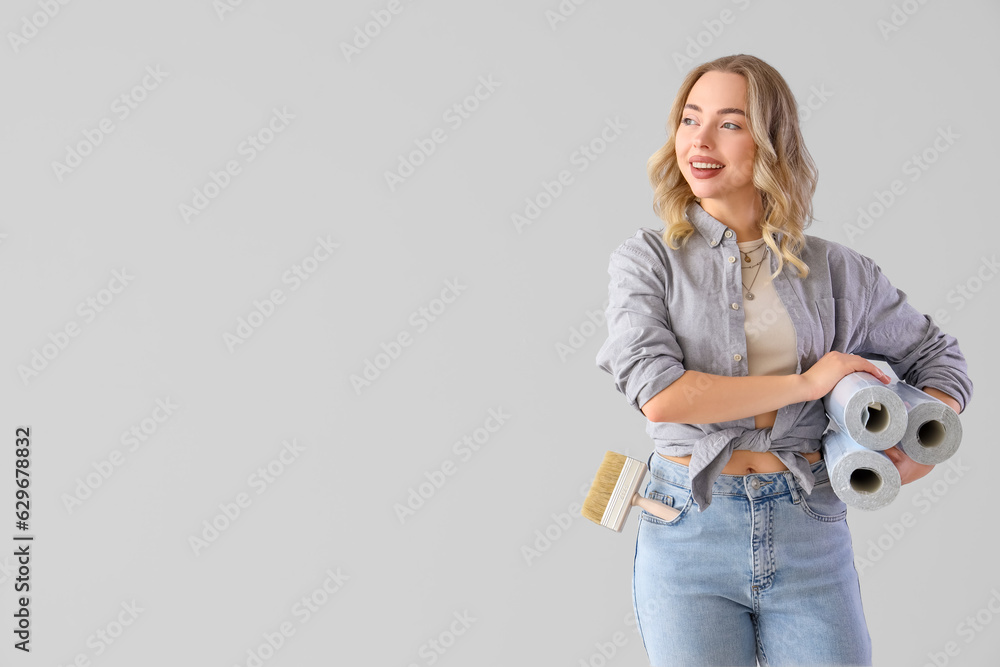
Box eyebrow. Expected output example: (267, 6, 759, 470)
(684, 103, 745, 116)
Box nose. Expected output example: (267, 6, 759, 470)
(691, 123, 714, 148)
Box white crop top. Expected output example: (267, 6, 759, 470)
(737, 238, 798, 377)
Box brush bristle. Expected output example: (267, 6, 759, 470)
(581, 451, 629, 524)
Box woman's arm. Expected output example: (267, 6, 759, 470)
(641, 372, 802, 423)
(851, 254, 973, 413)
(641, 351, 892, 423)
(846, 254, 970, 484)
(920, 386, 961, 413)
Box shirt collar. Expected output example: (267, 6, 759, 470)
(685, 200, 728, 247)
(684, 199, 785, 247)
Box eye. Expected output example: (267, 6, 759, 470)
(723, 122, 741, 130)
(680, 117, 697, 126)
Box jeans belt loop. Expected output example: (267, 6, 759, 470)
(787, 474, 803, 505)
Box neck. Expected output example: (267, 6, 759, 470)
(699, 192, 765, 243)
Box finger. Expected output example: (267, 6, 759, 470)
(866, 364, 890, 384)
(882, 445, 903, 464)
(892, 444, 916, 465)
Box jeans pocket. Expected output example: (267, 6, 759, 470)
(639, 486, 693, 526)
(797, 480, 848, 522)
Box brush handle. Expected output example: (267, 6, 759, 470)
(631, 493, 682, 522)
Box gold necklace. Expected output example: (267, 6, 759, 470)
(742, 249, 769, 269)
(741, 240, 767, 264)
(740, 247, 769, 300)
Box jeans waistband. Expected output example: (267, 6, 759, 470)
(647, 452, 829, 500)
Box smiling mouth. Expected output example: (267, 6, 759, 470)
(689, 161, 725, 179)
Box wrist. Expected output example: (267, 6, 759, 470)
(790, 372, 814, 404)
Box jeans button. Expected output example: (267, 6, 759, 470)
(750, 478, 760, 490)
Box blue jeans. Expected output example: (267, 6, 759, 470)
(632, 453, 872, 667)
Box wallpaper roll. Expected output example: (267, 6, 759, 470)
(821, 428, 901, 511)
(890, 381, 963, 465)
(823, 371, 908, 451)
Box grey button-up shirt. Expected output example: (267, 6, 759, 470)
(595, 201, 973, 510)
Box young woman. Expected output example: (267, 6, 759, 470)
(595, 54, 972, 667)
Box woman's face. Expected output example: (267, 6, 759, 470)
(674, 71, 757, 206)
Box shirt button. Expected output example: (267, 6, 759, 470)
(728, 256, 736, 263)
(710, 240, 718, 247)
(733, 353, 743, 361)
(731, 303, 739, 310)
(724, 230, 733, 238)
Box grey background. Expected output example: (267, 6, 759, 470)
(1, 0, 998, 665)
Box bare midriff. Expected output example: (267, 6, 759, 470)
(658, 408, 822, 475)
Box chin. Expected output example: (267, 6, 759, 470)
(688, 184, 719, 200)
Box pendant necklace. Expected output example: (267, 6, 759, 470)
(741, 246, 769, 301)
(742, 240, 766, 264)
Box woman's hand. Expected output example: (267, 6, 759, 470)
(883, 386, 957, 485)
(799, 351, 891, 402)
(883, 445, 934, 484)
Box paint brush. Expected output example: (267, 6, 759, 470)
(582, 451, 681, 531)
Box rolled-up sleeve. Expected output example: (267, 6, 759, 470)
(595, 243, 687, 415)
(856, 256, 973, 412)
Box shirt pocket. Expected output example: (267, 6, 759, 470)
(812, 297, 836, 355)
(813, 297, 852, 355)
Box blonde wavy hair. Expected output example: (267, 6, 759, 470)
(648, 54, 818, 277)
